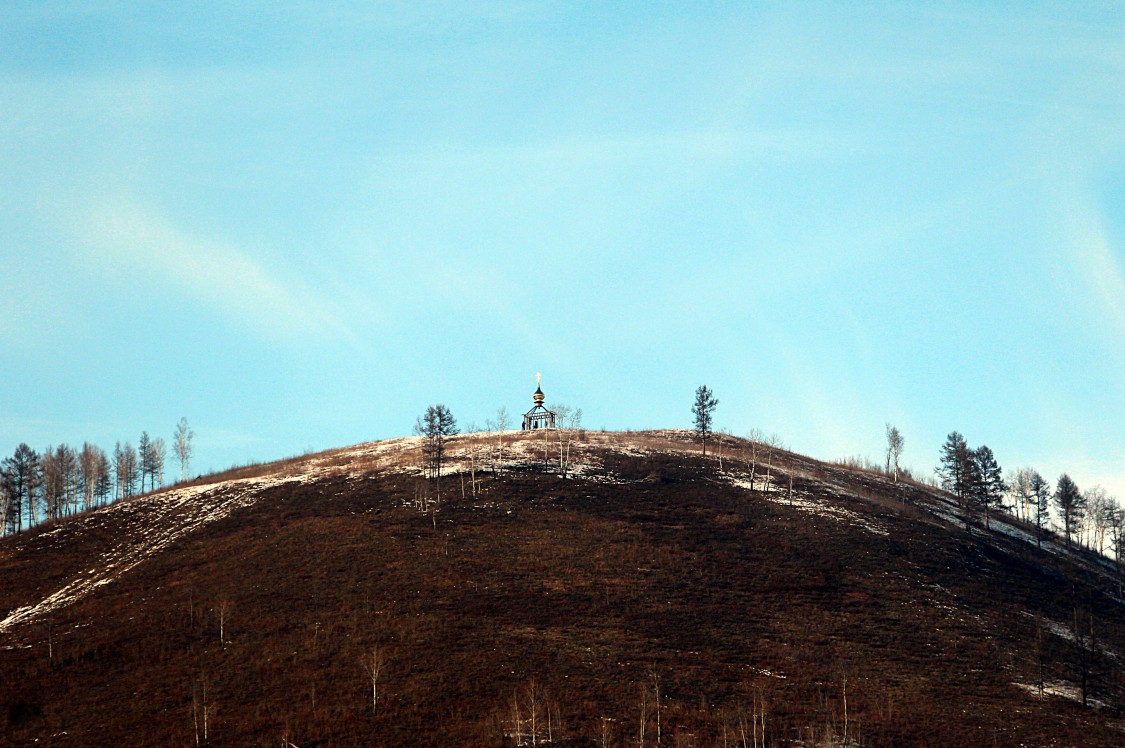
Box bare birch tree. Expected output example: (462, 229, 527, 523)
(884, 424, 904, 482)
(553, 404, 583, 478)
(1083, 485, 1109, 552)
(747, 432, 760, 491)
(1009, 468, 1033, 522)
(486, 406, 511, 476)
(151, 437, 167, 489)
(462, 424, 482, 498)
(218, 599, 232, 646)
(361, 646, 385, 713)
(174, 417, 195, 482)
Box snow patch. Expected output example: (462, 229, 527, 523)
(727, 475, 889, 537)
(1014, 680, 1107, 707)
(0, 473, 306, 635)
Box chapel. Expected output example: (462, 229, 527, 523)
(521, 374, 556, 430)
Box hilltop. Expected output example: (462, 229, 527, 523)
(0, 429, 1123, 746)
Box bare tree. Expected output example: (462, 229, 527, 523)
(217, 599, 232, 646)
(174, 417, 195, 482)
(40, 447, 62, 521)
(193, 674, 211, 746)
(151, 437, 167, 489)
(1009, 468, 1033, 522)
(490, 409, 513, 472)
(462, 424, 482, 498)
(1083, 485, 1109, 552)
(884, 424, 904, 483)
(114, 441, 138, 499)
(1107, 498, 1125, 595)
(361, 646, 385, 713)
(638, 680, 648, 748)
(79, 442, 100, 512)
(138, 432, 153, 492)
(506, 680, 556, 746)
(486, 406, 511, 476)
(600, 716, 614, 748)
(94, 449, 112, 507)
(746, 431, 762, 491)
(691, 385, 719, 456)
(762, 432, 784, 495)
(553, 404, 583, 478)
(59, 445, 79, 516)
(41, 445, 78, 520)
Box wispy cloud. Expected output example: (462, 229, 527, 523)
(1070, 209, 1125, 342)
(74, 196, 359, 346)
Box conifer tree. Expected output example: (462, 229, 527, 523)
(415, 405, 458, 501)
(936, 431, 972, 507)
(691, 385, 719, 456)
(971, 445, 1005, 530)
(2, 444, 39, 533)
(1054, 474, 1084, 549)
(1030, 471, 1051, 548)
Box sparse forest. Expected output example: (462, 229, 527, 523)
(0, 419, 194, 536)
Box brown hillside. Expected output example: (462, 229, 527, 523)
(0, 430, 1123, 746)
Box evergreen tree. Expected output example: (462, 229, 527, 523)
(691, 385, 719, 456)
(1029, 471, 1051, 548)
(415, 405, 458, 501)
(1054, 473, 1084, 549)
(2, 444, 40, 534)
(0, 467, 10, 535)
(936, 431, 972, 508)
(971, 445, 1005, 530)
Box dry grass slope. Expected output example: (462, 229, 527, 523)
(0, 430, 1122, 746)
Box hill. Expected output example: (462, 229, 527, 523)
(0, 430, 1123, 746)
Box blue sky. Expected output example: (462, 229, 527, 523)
(2, 2, 1123, 496)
